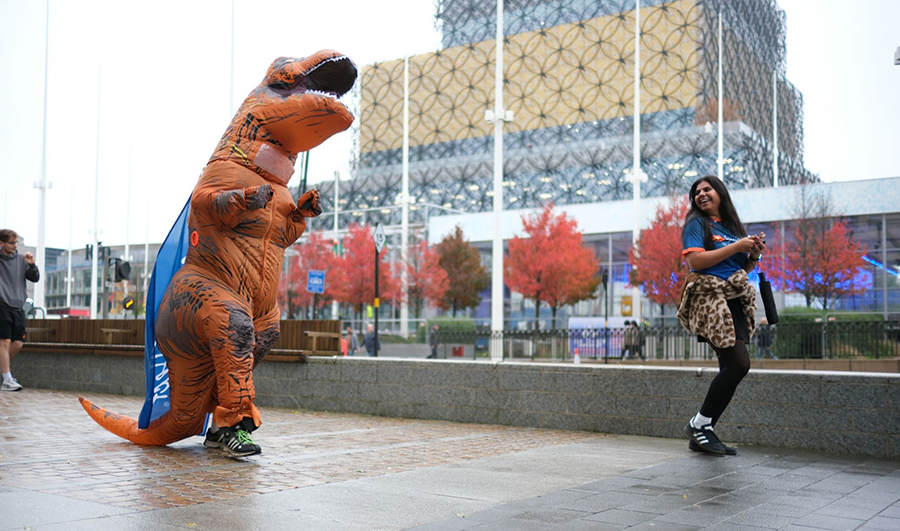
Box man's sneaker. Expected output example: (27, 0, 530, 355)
(206, 427, 261, 457)
(0, 378, 22, 392)
(689, 438, 737, 455)
(684, 422, 726, 456)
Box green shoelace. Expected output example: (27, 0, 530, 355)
(235, 429, 255, 445)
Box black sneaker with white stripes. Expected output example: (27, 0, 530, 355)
(689, 438, 737, 455)
(684, 422, 726, 456)
(204, 427, 261, 457)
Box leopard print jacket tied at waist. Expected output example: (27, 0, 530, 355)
(676, 269, 757, 349)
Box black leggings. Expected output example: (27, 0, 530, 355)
(699, 340, 751, 425)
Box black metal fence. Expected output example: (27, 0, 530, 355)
(433, 321, 900, 362)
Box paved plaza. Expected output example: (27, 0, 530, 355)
(1, 389, 899, 530)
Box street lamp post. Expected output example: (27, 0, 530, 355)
(628, 0, 645, 327)
(602, 267, 609, 364)
(488, 0, 513, 360)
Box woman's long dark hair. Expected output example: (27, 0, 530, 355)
(683, 176, 746, 250)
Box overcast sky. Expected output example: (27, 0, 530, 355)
(1, 0, 897, 253)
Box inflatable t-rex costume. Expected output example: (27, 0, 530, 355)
(80, 51, 357, 452)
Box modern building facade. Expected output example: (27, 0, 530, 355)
(41, 244, 159, 318)
(308, 0, 813, 233)
(290, 0, 841, 328)
(428, 177, 900, 328)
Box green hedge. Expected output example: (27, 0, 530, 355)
(775, 308, 887, 359)
(416, 318, 478, 343)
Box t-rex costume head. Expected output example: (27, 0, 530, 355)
(80, 51, 357, 447)
(212, 51, 358, 184)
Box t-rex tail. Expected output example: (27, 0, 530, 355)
(79, 397, 206, 446)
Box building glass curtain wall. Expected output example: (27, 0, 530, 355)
(293, 0, 884, 329)
(307, 0, 814, 236)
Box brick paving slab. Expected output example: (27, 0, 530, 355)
(411, 449, 900, 531)
(3, 389, 900, 530)
(0, 389, 604, 513)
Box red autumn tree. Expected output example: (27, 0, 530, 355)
(628, 200, 690, 311)
(755, 222, 788, 291)
(782, 221, 867, 309)
(393, 237, 449, 319)
(506, 204, 600, 330)
(334, 223, 395, 321)
(777, 185, 868, 309)
(277, 232, 340, 318)
(435, 226, 490, 317)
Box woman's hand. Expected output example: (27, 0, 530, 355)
(750, 232, 767, 258)
(732, 233, 765, 256)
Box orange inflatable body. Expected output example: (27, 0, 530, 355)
(81, 51, 357, 445)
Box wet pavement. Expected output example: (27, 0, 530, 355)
(1, 389, 899, 530)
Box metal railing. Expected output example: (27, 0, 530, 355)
(433, 321, 900, 362)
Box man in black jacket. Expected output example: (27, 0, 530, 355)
(755, 317, 778, 360)
(0, 229, 40, 391)
(364, 323, 380, 357)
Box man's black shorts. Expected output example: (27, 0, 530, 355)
(0, 305, 26, 342)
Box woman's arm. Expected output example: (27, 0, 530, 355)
(685, 234, 764, 271)
(743, 236, 767, 273)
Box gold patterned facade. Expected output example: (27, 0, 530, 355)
(319, 0, 810, 230)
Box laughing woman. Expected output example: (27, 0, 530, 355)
(677, 176, 766, 456)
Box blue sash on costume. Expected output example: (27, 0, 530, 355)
(138, 197, 207, 432)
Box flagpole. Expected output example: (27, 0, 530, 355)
(400, 55, 410, 338)
(630, 0, 645, 326)
(773, 71, 779, 188)
(34, 0, 51, 310)
(90, 68, 102, 319)
(717, 11, 724, 181)
(489, 0, 506, 358)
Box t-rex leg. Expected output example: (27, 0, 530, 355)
(205, 298, 262, 431)
(252, 306, 281, 369)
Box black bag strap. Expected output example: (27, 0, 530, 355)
(758, 272, 779, 325)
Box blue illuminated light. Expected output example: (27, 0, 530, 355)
(861, 256, 900, 278)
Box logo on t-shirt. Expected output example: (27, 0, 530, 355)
(712, 234, 725, 243)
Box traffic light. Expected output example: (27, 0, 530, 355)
(112, 258, 131, 282)
(123, 296, 135, 310)
(85, 244, 92, 261)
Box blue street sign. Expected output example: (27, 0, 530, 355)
(307, 270, 326, 294)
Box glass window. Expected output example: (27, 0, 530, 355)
(888, 289, 900, 312)
(583, 234, 610, 264)
(859, 255, 884, 288)
(746, 221, 777, 238)
(886, 214, 900, 251)
(884, 250, 900, 289)
(845, 215, 883, 254)
(611, 232, 632, 262)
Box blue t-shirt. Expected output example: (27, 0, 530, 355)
(682, 216, 748, 280)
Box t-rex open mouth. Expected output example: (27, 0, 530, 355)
(305, 55, 357, 99)
(266, 51, 357, 100)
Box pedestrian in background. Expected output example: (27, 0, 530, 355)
(755, 317, 778, 360)
(678, 176, 765, 456)
(629, 321, 645, 360)
(621, 320, 632, 359)
(364, 323, 380, 357)
(346, 325, 359, 356)
(0, 229, 40, 392)
(427, 324, 439, 359)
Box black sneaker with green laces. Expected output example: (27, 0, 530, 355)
(204, 427, 261, 457)
(684, 422, 726, 456)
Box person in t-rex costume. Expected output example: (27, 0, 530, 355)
(80, 51, 357, 456)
